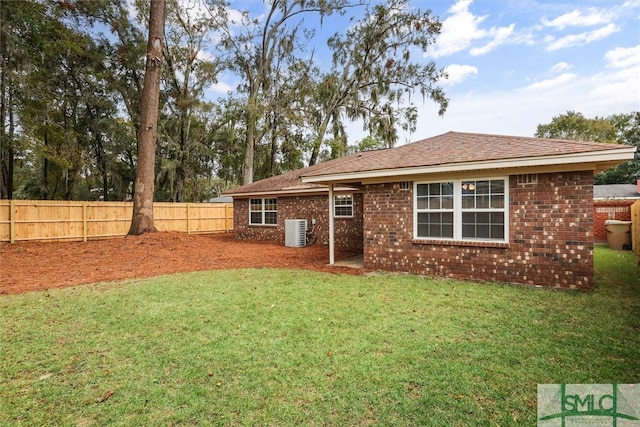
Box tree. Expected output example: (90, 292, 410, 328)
(534, 110, 616, 142)
(209, 0, 362, 184)
(11, 1, 118, 200)
(0, 0, 18, 199)
(1, 0, 141, 201)
(208, 0, 447, 182)
(535, 110, 640, 184)
(158, 0, 221, 201)
(595, 112, 640, 184)
(307, 0, 448, 165)
(128, 0, 165, 235)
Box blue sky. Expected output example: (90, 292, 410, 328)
(189, 0, 640, 143)
(406, 0, 640, 142)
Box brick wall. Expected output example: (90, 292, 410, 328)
(233, 193, 363, 250)
(594, 200, 633, 242)
(363, 172, 594, 290)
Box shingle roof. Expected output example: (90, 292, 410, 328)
(594, 184, 639, 199)
(225, 131, 635, 196)
(303, 131, 631, 177)
(223, 160, 342, 195)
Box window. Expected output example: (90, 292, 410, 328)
(334, 194, 353, 217)
(249, 198, 277, 225)
(415, 178, 508, 242)
(416, 182, 454, 238)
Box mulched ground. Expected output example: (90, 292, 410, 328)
(0, 232, 363, 295)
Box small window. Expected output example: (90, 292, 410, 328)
(334, 194, 353, 217)
(249, 198, 277, 225)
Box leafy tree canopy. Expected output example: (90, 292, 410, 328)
(536, 110, 639, 184)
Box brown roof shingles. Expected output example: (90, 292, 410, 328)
(303, 131, 628, 177)
(225, 131, 631, 195)
(223, 158, 346, 195)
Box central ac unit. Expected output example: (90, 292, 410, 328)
(285, 219, 307, 247)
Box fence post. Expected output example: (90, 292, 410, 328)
(83, 202, 88, 242)
(10, 199, 15, 243)
(187, 204, 191, 234)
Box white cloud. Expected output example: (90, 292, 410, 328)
(542, 8, 612, 29)
(196, 50, 217, 63)
(551, 62, 572, 73)
(209, 81, 234, 94)
(605, 45, 640, 68)
(348, 60, 639, 143)
(177, 0, 211, 22)
(407, 58, 638, 141)
(591, 45, 640, 107)
(430, 0, 518, 58)
(523, 73, 577, 91)
(588, 66, 639, 103)
(470, 24, 515, 56)
(431, 0, 488, 58)
(443, 64, 478, 86)
(546, 23, 619, 51)
(353, 1, 640, 143)
(227, 8, 247, 25)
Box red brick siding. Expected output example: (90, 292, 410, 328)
(593, 200, 633, 242)
(233, 194, 363, 250)
(363, 173, 594, 290)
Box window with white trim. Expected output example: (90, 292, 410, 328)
(415, 178, 508, 242)
(249, 198, 277, 225)
(334, 194, 353, 217)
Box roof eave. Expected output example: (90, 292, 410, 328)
(223, 185, 362, 198)
(301, 148, 637, 184)
(594, 196, 640, 200)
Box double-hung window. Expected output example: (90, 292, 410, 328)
(415, 182, 454, 238)
(415, 178, 507, 242)
(249, 198, 277, 225)
(334, 194, 353, 217)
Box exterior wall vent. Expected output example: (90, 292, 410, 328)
(399, 181, 411, 190)
(517, 174, 538, 185)
(285, 219, 307, 247)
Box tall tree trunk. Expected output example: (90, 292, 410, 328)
(128, 0, 165, 235)
(0, 0, 11, 199)
(243, 90, 257, 185)
(0, 76, 12, 199)
(308, 113, 333, 166)
(243, 124, 254, 185)
(43, 130, 49, 200)
(269, 120, 277, 178)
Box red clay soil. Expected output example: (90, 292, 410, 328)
(0, 232, 363, 295)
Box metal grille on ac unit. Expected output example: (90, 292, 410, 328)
(285, 219, 307, 247)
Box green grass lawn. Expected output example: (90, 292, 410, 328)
(2, 246, 639, 426)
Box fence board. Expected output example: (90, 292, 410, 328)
(0, 200, 233, 243)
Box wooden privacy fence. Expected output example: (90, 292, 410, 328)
(632, 201, 640, 264)
(0, 200, 234, 243)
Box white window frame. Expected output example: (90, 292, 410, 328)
(414, 177, 509, 242)
(249, 198, 278, 226)
(334, 194, 353, 218)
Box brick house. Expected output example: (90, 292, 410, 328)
(225, 132, 635, 290)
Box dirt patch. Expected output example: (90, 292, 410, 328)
(0, 232, 363, 295)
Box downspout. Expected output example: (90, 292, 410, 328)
(329, 183, 335, 265)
